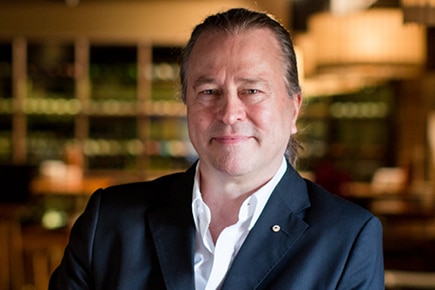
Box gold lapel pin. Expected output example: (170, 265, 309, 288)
(271, 225, 281, 232)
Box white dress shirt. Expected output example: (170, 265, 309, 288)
(192, 159, 287, 290)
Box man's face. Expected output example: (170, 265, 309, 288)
(185, 28, 301, 178)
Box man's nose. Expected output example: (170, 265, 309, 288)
(217, 93, 247, 125)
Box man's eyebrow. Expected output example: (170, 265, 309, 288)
(237, 77, 268, 86)
(192, 77, 216, 89)
(192, 76, 269, 89)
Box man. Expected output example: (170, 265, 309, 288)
(49, 8, 384, 290)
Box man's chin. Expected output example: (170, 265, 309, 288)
(213, 160, 253, 177)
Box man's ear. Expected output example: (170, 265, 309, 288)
(290, 93, 302, 134)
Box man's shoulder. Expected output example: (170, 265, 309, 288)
(107, 171, 188, 192)
(92, 168, 195, 209)
(304, 178, 376, 223)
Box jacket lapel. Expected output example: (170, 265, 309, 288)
(147, 166, 196, 290)
(221, 166, 311, 290)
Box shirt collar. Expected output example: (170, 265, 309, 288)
(191, 158, 287, 235)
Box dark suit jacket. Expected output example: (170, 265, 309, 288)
(49, 163, 384, 290)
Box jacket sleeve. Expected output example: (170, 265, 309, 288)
(49, 189, 104, 290)
(337, 216, 384, 290)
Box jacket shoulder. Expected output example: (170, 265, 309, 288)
(304, 178, 376, 224)
(104, 171, 186, 194)
(91, 168, 195, 212)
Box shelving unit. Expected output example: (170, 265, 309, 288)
(147, 46, 195, 177)
(26, 41, 76, 165)
(298, 84, 395, 182)
(1, 37, 196, 181)
(0, 42, 12, 164)
(87, 44, 140, 172)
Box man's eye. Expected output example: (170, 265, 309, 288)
(242, 89, 263, 97)
(240, 89, 266, 104)
(246, 89, 259, 94)
(201, 89, 216, 95)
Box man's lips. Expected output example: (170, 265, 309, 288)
(211, 135, 252, 144)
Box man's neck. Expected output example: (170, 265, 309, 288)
(197, 159, 285, 242)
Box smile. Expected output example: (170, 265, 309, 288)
(211, 136, 252, 145)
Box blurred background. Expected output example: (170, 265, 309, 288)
(0, 0, 434, 289)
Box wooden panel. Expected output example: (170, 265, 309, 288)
(0, 1, 258, 43)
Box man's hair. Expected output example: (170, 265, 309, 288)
(179, 8, 302, 166)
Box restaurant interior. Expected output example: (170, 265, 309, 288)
(0, 0, 435, 289)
